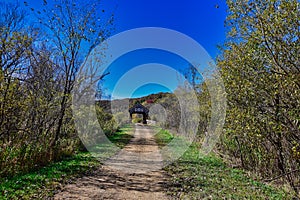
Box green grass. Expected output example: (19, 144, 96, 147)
(0, 124, 134, 199)
(2, 126, 292, 199)
(108, 124, 134, 148)
(154, 128, 174, 148)
(0, 152, 100, 199)
(155, 129, 294, 199)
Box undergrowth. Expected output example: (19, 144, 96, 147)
(155, 128, 294, 199)
(0, 125, 134, 199)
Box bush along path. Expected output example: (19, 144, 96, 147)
(0, 125, 295, 199)
(155, 129, 295, 199)
(0, 125, 134, 199)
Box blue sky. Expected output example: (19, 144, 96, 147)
(15, 0, 228, 99)
(102, 0, 227, 99)
(109, 0, 227, 58)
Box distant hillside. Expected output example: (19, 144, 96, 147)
(96, 92, 180, 130)
(96, 92, 173, 113)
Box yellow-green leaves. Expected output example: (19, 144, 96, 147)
(220, 0, 300, 195)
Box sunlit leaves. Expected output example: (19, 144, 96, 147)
(220, 0, 300, 194)
(0, 0, 113, 178)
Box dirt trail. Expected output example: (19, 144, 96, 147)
(54, 124, 169, 200)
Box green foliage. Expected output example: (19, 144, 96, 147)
(0, 0, 113, 179)
(114, 111, 130, 128)
(0, 124, 133, 199)
(154, 128, 174, 148)
(107, 124, 134, 148)
(155, 93, 181, 129)
(0, 152, 100, 199)
(95, 106, 118, 136)
(165, 143, 294, 199)
(218, 0, 300, 194)
(132, 117, 143, 123)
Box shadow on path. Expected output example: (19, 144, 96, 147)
(54, 124, 170, 200)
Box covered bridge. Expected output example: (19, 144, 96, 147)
(129, 103, 149, 124)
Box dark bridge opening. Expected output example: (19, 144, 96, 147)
(129, 103, 149, 124)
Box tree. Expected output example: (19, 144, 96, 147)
(219, 0, 299, 194)
(0, 2, 33, 142)
(0, 0, 114, 176)
(34, 0, 114, 149)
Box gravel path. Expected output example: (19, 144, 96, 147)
(54, 124, 169, 200)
